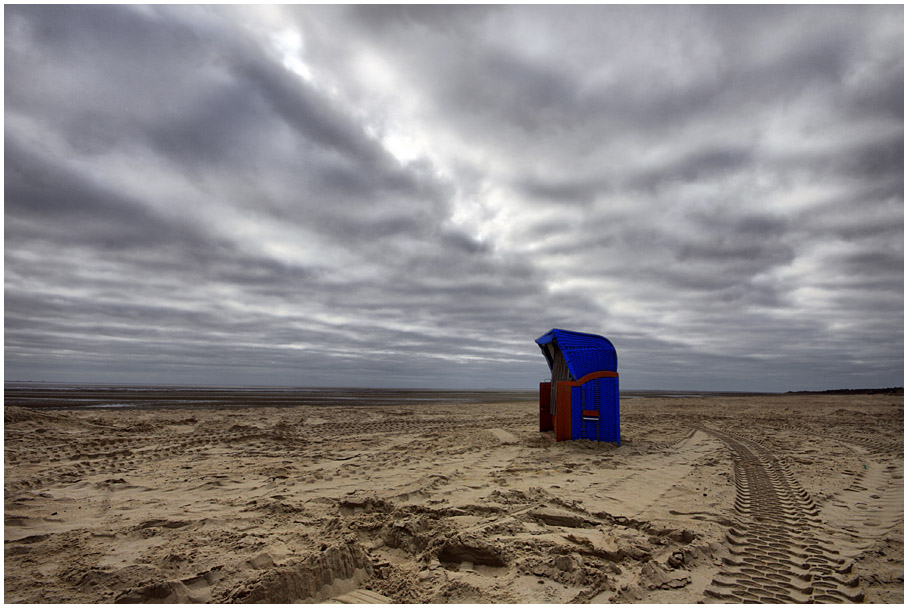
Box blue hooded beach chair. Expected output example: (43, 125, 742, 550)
(535, 328, 620, 443)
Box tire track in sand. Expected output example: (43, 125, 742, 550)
(704, 429, 863, 603)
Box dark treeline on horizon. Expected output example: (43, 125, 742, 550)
(785, 387, 903, 396)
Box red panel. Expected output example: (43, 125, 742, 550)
(539, 382, 553, 432)
(554, 383, 573, 441)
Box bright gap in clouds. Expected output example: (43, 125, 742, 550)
(271, 28, 313, 82)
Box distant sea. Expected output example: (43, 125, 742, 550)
(3, 382, 534, 410)
(3, 382, 771, 410)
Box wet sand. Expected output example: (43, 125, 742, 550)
(4, 392, 903, 603)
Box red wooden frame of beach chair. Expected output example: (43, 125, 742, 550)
(543, 371, 619, 441)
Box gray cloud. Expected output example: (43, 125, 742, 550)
(4, 4, 903, 391)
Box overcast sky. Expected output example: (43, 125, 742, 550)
(4, 4, 904, 391)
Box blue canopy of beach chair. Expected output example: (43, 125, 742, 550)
(535, 328, 617, 380)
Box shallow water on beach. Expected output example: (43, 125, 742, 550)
(3, 382, 537, 410)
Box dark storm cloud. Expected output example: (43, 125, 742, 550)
(5, 5, 224, 153)
(836, 134, 905, 180)
(145, 81, 274, 169)
(232, 56, 388, 169)
(5, 135, 206, 251)
(4, 4, 902, 391)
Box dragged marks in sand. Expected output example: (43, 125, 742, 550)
(587, 430, 723, 518)
(776, 419, 904, 457)
(819, 456, 903, 556)
(108, 541, 373, 603)
(703, 429, 864, 603)
(335, 488, 712, 603)
(815, 442, 904, 600)
(3, 407, 524, 497)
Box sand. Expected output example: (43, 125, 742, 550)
(4, 393, 903, 603)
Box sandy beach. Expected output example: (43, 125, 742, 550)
(4, 391, 903, 603)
